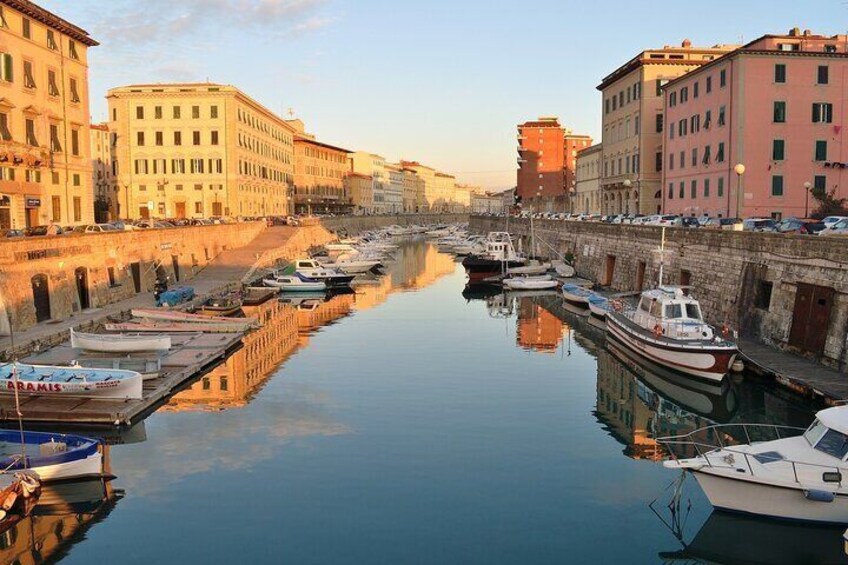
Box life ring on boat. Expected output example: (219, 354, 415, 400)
(611, 299, 623, 312)
(721, 324, 730, 338)
(653, 324, 663, 337)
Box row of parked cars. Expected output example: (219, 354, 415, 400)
(500, 211, 848, 235)
(0, 216, 263, 238)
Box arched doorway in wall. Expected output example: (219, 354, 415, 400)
(31, 274, 50, 323)
(75, 267, 90, 311)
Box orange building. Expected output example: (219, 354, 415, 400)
(289, 119, 351, 215)
(516, 300, 564, 353)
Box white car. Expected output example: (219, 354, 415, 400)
(819, 217, 848, 236)
(822, 216, 848, 229)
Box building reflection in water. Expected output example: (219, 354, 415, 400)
(0, 448, 119, 564)
(516, 299, 567, 354)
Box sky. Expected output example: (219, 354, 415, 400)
(39, 0, 845, 190)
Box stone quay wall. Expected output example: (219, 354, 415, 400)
(0, 222, 266, 334)
(322, 213, 468, 235)
(471, 216, 848, 369)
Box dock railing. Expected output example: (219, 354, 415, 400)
(658, 423, 848, 488)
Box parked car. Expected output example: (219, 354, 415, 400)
(819, 218, 848, 236)
(74, 223, 119, 234)
(681, 217, 701, 228)
(778, 218, 826, 234)
(705, 217, 743, 230)
(190, 218, 214, 226)
(0, 228, 24, 238)
(822, 216, 848, 229)
(657, 214, 682, 227)
(743, 218, 778, 232)
(286, 215, 301, 226)
(25, 225, 50, 236)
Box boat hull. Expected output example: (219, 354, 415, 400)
(587, 302, 608, 319)
(606, 312, 736, 381)
(70, 329, 171, 353)
(0, 363, 143, 399)
(693, 468, 848, 524)
(503, 279, 558, 291)
(562, 288, 591, 305)
(462, 256, 526, 284)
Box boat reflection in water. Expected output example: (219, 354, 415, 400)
(0, 449, 120, 565)
(660, 510, 847, 564)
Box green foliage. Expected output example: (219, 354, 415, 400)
(811, 188, 848, 219)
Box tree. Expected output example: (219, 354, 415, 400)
(811, 187, 848, 219)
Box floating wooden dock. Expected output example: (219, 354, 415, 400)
(1, 332, 243, 427)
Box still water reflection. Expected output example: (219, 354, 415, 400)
(28, 241, 844, 564)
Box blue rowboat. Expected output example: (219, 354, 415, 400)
(588, 294, 613, 319)
(0, 430, 102, 482)
(0, 362, 143, 400)
(562, 283, 593, 305)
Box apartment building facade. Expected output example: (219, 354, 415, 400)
(350, 151, 387, 213)
(663, 30, 848, 219)
(288, 119, 350, 215)
(90, 122, 116, 221)
(575, 143, 603, 214)
(598, 40, 736, 215)
(108, 83, 295, 220)
(343, 172, 373, 214)
(0, 0, 98, 230)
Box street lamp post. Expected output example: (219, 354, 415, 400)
(734, 163, 746, 219)
(623, 179, 632, 215)
(804, 181, 812, 218)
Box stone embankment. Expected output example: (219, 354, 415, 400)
(471, 216, 848, 371)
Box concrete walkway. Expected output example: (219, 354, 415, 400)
(0, 226, 302, 357)
(739, 338, 848, 404)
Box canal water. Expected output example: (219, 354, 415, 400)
(6, 240, 845, 564)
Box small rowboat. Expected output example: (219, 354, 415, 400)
(70, 329, 171, 353)
(130, 308, 257, 329)
(502, 276, 558, 291)
(0, 473, 40, 532)
(0, 362, 143, 399)
(587, 294, 612, 319)
(195, 296, 242, 317)
(0, 430, 103, 482)
(562, 283, 593, 305)
(105, 322, 245, 333)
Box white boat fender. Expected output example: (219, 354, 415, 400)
(804, 489, 835, 503)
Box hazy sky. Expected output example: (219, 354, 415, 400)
(40, 0, 843, 189)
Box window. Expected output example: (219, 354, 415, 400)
(706, 76, 712, 93)
(211, 131, 219, 145)
(668, 182, 674, 199)
(137, 131, 145, 146)
(720, 69, 726, 87)
(0, 112, 10, 141)
(0, 8, 7, 29)
(814, 175, 826, 193)
(779, 43, 799, 52)
(69, 78, 80, 103)
(812, 103, 833, 123)
(195, 202, 203, 214)
(771, 175, 784, 196)
(112, 108, 117, 121)
(690, 180, 697, 198)
(702, 145, 711, 165)
(825, 45, 837, 53)
(817, 66, 829, 85)
(22, 17, 30, 39)
(69, 41, 79, 60)
(173, 106, 181, 119)
(656, 78, 668, 96)
(0, 53, 12, 82)
(154, 106, 163, 119)
(669, 153, 675, 170)
(134, 159, 148, 174)
(605, 99, 610, 114)
(773, 101, 786, 123)
(72, 174, 80, 187)
(691, 148, 698, 167)
(772, 139, 785, 161)
(655, 151, 662, 172)
(815, 140, 827, 161)
(635, 115, 640, 135)
(718, 176, 724, 197)
(108, 267, 117, 287)
(211, 105, 218, 119)
(193, 131, 200, 145)
(23, 60, 35, 88)
(704, 178, 710, 197)
(813, 428, 848, 460)
(655, 114, 663, 133)
(192, 106, 200, 119)
(155, 131, 163, 146)
(679, 182, 684, 199)
(693, 82, 699, 98)
(718, 106, 726, 126)
(47, 69, 59, 96)
(680, 86, 688, 102)
(716, 142, 725, 163)
(51, 196, 60, 222)
(172, 159, 186, 174)
(704, 110, 712, 129)
(191, 158, 204, 173)
(774, 64, 786, 83)
(136, 106, 144, 120)
(174, 131, 182, 146)
(679, 151, 685, 169)
(25, 118, 37, 146)
(73, 197, 81, 222)
(669, 92, 677, 107)
(194, 183, 203, 191)
(71, 129, 79, 156)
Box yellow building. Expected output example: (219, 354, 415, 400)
(400, 166, 423, 213)
(575, 143, 602, 214)
(349, 151, 387, 213)
(0, 0, 98, 230)
(89, 122, 116, 221)
(598, 40, 736, 215)
(287, 118, 350, 215)
(343, 172, 373, 214)
(107, 83, 295, 220)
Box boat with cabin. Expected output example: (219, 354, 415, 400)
(70, 329, 171, 353)
(660, 405, 848, 524)
(461, 232, 527, 284)
(282, 260, 355, 287)
(263, 273, 327, 292)
(0, 362, 143, 399)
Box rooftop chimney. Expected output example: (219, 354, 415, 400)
(681, 39, 692, 48)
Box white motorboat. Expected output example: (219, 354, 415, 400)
(661, 405, 848, 524)
(70, 329, 171, 353)
(502, 275, 558, 291)
(320, 258, 382, 274)
(561, 283, 593, 305)
(325, 243, 356, 252)
(0, 430, 103, 481)
(284, 260, 355, 287)
(461, 232, 527, 284)
(263, 273, 327, 292)
(0, 362, 143, 399)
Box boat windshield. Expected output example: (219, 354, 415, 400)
(804, 419, 827, 446)
(685, 303, 702, 320)
(812, 426, 848, 460)
(664, 303, 683, 319)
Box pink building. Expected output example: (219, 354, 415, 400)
(662, 29, 848, 219)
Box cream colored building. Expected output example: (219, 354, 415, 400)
(0, 1, 98, 229)
(350, 151, 387, 213)
(400, 167, 423, 213)
(470, 189, 505, 214)
(383, 163, 404, 214)
(575, 143, 602, 214)
(107, 83, 295, 220)
(89, 122, 116, 221)
(598, 40, 736, 215)
(343, 172, 373, 214)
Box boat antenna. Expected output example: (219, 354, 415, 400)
(657, 227, 666, 287)
(6, 312, 26, 469)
